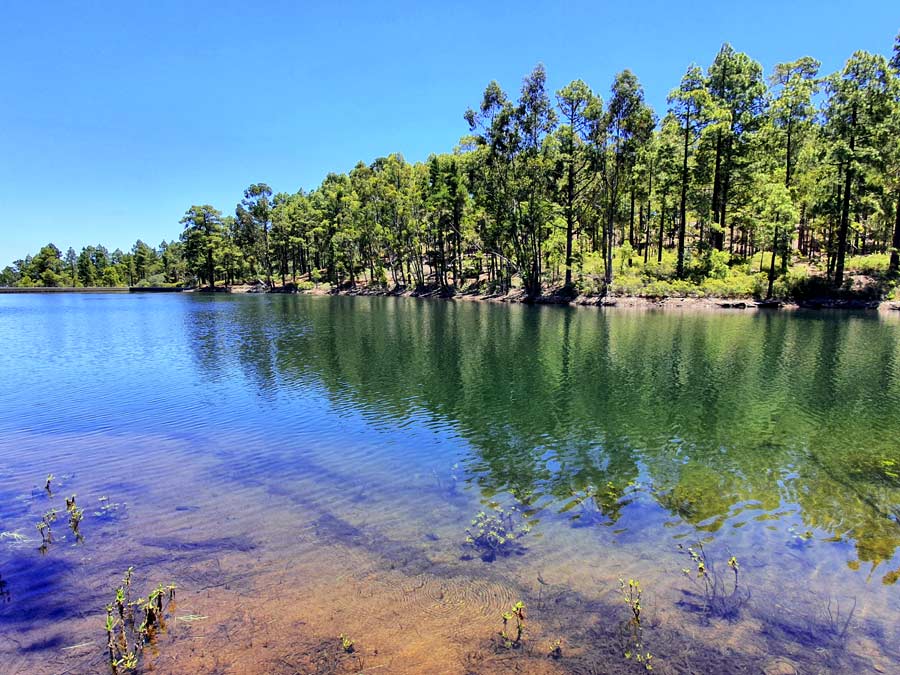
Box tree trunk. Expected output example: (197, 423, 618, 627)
(628, 183, 635, 248)
(719, 161, 730, 253)
(767, 224, 778, 299)
(564, 160, 575, 288)
(677, 116, 689, 279)
(889, 190, 900, 275)
(207, 248, 215, 290)
(835, 156, 854, 288)
(658, 193, 665, 264)
(711, 131, 722, 243)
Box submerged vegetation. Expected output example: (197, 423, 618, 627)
(678, 544, 749, 620)
(5, 32, 900, 302)
(105, 567, 177, 674)
(32, 476, 89, 552)
(35, 508, 58, 554)
(66, 495, 84, 543)
(338, 633, 354, 654)
(619, 578, 653, 671)
(464, 505, 531, 561)
(499, 601, 526, 649)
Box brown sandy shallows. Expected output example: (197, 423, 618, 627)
(1, 432, 896, 675)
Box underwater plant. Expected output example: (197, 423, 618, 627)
(36, 508, 58, 553)
(500, 601, 526, 649)
(678, 543, 749, 620)
(464, 505, 531, 561)
(339, 634, 355, 653)
(548, 638, 562, 659)
(104, 567, 177, 674)
(619, 578, 653, 671)
(66, 495, 85, 543)
(820, 596, 857, 648)
(95, 495, 126, 519)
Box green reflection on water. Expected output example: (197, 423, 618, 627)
(192, 296, 900, 584)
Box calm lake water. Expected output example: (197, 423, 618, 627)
(0, 294, 898, 674)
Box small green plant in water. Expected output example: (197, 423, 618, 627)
(339, 633, 354, 653)
(464, 505, 531, 561)
(548, 638, 562, 659)
(66, 495, 85, 543)
(105, 567, 177, 674)
(95, 496, 125, 519)
(619, 578, 652, 671)
(678, 543, 748, 620)
(36, 508, 58, 553)
(500, 601, 526, 649)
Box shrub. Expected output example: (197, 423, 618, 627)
(772, 269, 830, 300)
(845, 253, 890, 275)
(639, 279, 699, 298)
(700, 272, 767, 299)
(609, 273, 644, 297)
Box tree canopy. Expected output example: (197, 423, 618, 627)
(6, 35, 900, 300)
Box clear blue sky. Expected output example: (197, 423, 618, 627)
(1, 1, 897, 264)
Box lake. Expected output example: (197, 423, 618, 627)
(0, 293, 898, 674)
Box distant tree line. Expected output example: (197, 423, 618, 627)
(4, 34, 900, 298)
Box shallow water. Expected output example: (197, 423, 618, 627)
(0, 294, 898, 674)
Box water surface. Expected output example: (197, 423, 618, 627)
(0, 294, 898, 674)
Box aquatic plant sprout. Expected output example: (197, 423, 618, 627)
(464, 505, 531, 561)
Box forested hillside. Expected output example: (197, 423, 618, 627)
(5, 34, 900, 301)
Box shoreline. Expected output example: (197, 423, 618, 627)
(0, 286, 182, 294)
(4, 283, 899, 313)
(292, 284, 900, 313)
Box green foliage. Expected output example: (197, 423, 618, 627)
(66, 494, 84, 543)
(105, 567, 176, 674)
(619, 578, 652, 670)
(693, 249, 730, 280)
(36, 508, 58, 553)
(677, 543, 748, 620)
(338, 634, 354, 653)
(772, 269, 835, 300)
(7, 40, 900, 299)
(101, 266, 123, 287)
(845, 253, 890, 275)
(464, 505, 531, 561)
(548, 638, 563, 659)
(499, 601, 526, 648)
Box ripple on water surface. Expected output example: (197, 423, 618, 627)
(0, 294, 898, 674)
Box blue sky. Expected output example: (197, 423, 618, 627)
(1, 1, 897, 264)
